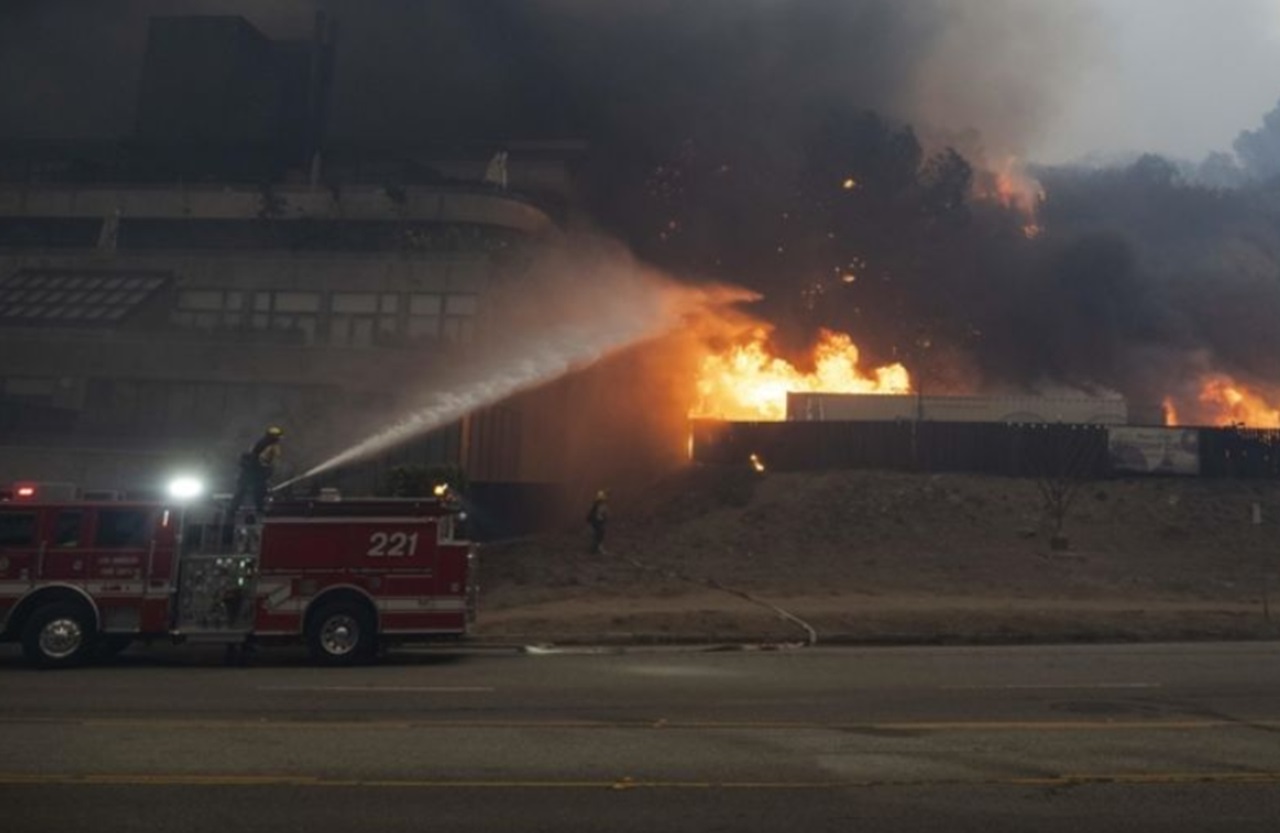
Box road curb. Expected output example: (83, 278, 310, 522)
(458, 629, 1280, 651)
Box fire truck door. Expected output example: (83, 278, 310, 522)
(36, 509, 90, 583)
(0, 506, 41, 599)
(80, 507, 171, 633)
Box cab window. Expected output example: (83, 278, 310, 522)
(0, 511, 37, 548)
(54, 511, 83, 548)
(94, 509, 151, 548)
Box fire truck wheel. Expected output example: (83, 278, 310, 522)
(307, 603, 376, 665)
(21, 602, 98, 669)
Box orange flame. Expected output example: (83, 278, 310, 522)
(977, 157, 1045, 238)
(692, 328, 910, 421)
(1166, 375, 1280, 427)
(1195, 376, 1280, 428)
(990, 158, 1044, 213)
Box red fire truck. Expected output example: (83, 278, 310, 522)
(0, 483, 477, 668)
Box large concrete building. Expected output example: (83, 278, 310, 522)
(0, 174, 562, 480)
(0, 15, 611, 534)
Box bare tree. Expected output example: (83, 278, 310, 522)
(1022, 425, 1106, 551)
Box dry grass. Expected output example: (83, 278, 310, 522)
(476, 467, 1280, 643)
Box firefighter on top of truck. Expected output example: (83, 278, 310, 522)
(228, 426, 284, 522)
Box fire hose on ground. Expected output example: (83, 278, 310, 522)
(616, 551, 819, 647)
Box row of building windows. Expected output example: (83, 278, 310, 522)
(0, 217, 524, 254)
(78, 378, 337, 439)
(0, 270, 169, 325)
(1, 375, 335, 440)
(171, 290, 478, 346)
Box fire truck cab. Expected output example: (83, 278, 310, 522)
(0, 483, 477, 668)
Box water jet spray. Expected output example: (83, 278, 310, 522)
(275, 259, 755, 492)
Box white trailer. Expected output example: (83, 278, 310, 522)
(786, 392, 1128, 425)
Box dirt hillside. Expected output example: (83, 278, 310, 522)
(475, 467, 1280, 644)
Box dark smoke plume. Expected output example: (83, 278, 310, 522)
(0, 1, 1095, 153)
(1025, 158, 1280, 422)
(7, 1, 1280, 427)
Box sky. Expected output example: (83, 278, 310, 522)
(1, 0, 1279, 167)
(1034, 0, 1280, 163)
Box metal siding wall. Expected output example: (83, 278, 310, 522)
(691, 420, 1113, 478)
(465, 481, 571, 541)
(465, 404, 521, 483)
(696, 421, 1280, 479)
(1199, 429, 1280, 478)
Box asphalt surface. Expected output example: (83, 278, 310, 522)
(2, 641, 1280, 831)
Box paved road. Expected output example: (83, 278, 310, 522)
(2, 641, 1280, 831)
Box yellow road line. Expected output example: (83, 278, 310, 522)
(1, 771, 1279, 790)
(255, 686, 496, 693)
(2, 716, 1278, 732)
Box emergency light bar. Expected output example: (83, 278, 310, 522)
(7, 482, 81, 501)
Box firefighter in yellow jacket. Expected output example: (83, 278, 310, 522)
(586, 489, 609, 555)
(228, 426, 284, 523)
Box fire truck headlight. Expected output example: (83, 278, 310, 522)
(167, 476, 205, 502)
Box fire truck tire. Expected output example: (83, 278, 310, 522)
(20, 602, 98, 669)
(306, 603, 376, 665)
